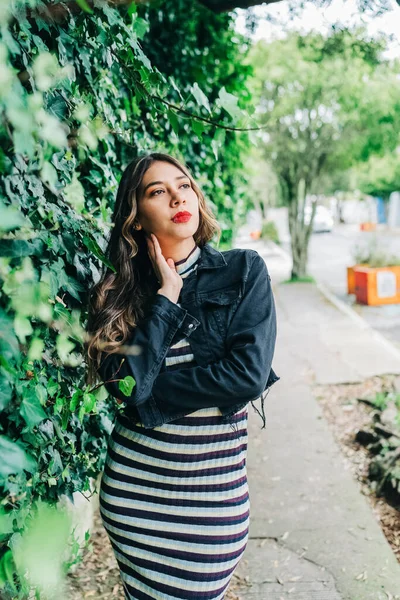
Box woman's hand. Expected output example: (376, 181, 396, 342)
(146, 233, 183, 304)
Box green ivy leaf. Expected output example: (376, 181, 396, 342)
(0, 202, 26, 231)
(0, 436, 36, 478)
(63, 172, 85, 213)
(28, 338, 44, 361)
(82, 235, 116, 272)
(47, 379, 59, 397)
(14, 315, 33, 344)
(133, 17, 149, 40)
(118, 375, 136, 397)
(69, 389, 83, 412)
(0, 239, 44, 257)
(20, 389, 47, 429)
(82, 392, 96, 414)
(0, 373, 12, 411)
(74, 0, 93, 13)
(0, 550, 17, 593)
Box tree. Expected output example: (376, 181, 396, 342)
(249, 28, 400, 279)
(138, 0, 255, 245)
(352, 152, 400, 200)
(198, 0, 400, 12)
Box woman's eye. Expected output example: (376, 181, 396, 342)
(181, 183, 190, 189)
(151, 189, 163, 196)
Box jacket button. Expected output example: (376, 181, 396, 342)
(188, 323, 194, 328)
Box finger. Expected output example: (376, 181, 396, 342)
(166, 258, 176, 270)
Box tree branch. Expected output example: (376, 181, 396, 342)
(198, 0, 282, 12)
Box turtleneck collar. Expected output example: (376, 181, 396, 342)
(174, 244, 201, 279)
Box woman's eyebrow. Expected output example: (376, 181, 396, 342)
(143, 175, 188, 193)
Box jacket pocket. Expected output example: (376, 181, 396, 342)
(197, 283, 242, 340)
(197, 282, 242, 306)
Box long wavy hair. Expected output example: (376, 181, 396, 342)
(85, 152, 221, 386)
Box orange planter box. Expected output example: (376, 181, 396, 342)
(347, 264, 369, 294)
(354, 266, 400, 305)
(360, 222, 376, 231)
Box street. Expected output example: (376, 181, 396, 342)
(308, 226, 400, 349)
(267, 207, 400, 350)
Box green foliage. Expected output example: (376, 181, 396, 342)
(369, 391, 390, 411)
(248, 27, 400, 279)
(138, 0, 256, 242)
(352, 152, 400, 199)
(352, 239, 400, 267)
(0, 0, 254, 595)
(282, 275, 316, 284)
(260, 220, 280, 244)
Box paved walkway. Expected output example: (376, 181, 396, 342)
(233, 238, 400, 600)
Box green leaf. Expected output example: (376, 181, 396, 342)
(69, 389, 83, 412)
(118, 375, 136, 397)
(28, 337, 44, 361)
(14, 315, 33, 344)
(40, 161, 59, 191)
(133, 17, 149, 40)
(0, 550, 17, 593)
(63, 172, 85, 213)
(191, 119, 206, 139)
(0, 202, 26, 231)
(0, 239, 44, 257)
(47, 379, 59, 397)
(78, 404, 86, 422)
(218, 86, 241, 120)
(13, 502, 71, 592)
(0, 436, 36, 478)
(82, 235, 116, 272)
(0, 371, 13, 411)
(54, 395, 64, 415)
(83, 392, 96, 414)
(191, 83, 211, 114)
(0, 509, 14, 536)
(211, 127, 227, 160)
(75, 0, 93, 13)
(20, 389, 47, 429)
(168, 110, 180, 135)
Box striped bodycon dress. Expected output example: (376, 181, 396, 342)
(99, 243, 250, 600)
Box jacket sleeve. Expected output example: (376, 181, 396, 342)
(96, 293, 200, 406)
(151, 252, 277, 410)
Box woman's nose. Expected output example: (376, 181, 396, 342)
(171, 191, 185, 204)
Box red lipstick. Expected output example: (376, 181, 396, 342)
(171, 211, 192, 223)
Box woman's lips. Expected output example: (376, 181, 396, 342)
(172, 212, 192, 223)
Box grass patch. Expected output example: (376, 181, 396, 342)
(282, 274, 316, 284)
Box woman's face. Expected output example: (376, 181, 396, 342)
(136, 161, 200, 243)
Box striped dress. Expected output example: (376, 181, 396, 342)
(99, 243, 250, 600)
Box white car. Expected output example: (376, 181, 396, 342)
(304, 205, 334, 233)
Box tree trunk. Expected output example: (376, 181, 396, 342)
(291, 233, 309, 279)
(287, 178, 315, 280)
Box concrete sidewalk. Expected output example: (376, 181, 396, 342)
(233, 239, 400, 600)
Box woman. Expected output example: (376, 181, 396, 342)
(86, 152, 279, 600)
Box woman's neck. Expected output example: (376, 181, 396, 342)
(158, 238, 197, 264)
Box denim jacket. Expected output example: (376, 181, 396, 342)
(97, 242, 280, 429)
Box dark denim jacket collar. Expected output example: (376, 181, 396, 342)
(197, 242, 227, 270)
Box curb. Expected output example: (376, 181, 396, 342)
(269, 240, 400, 365)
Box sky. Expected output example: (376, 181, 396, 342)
(235, 0, 400, 58)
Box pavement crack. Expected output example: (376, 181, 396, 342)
(249, 535, 340, 585)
